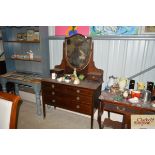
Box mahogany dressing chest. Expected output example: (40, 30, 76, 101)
(41, 34, 103, 128)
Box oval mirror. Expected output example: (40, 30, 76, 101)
(65, 34, 92, 70)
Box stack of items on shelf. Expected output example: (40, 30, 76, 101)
(106, 75, 155, 104)
(17, 29, 39, 41)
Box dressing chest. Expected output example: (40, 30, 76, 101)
(41, 34, 103, 128)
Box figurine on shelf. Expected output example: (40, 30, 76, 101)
(73, 68, 77, 78)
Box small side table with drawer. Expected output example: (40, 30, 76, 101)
(98, 91, 155, 129)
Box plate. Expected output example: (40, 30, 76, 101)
(128, 97, 139, 104)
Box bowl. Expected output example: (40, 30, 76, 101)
(131, 90, 141, 98)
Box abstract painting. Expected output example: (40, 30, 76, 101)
(55, 26, 89, 36)
(90, 26, 139, 35)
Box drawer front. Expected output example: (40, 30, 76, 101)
(104, 103, 139, 115)
(41, 81, 94, 97)
(42, 95, 92, 115)
(65, 100, 92, 115)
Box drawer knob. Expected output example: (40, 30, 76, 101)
(76, 96, 80, 100)
(52, 91, 55, 95)
(92, 76, 95, 79)
(76, 105, 80, 109)
(76, 90, 80, 93)
(51, 84, 55, 88)
(52, 99, 55, 103)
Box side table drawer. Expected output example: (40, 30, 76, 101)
(104, 103, 127, 115)
(103, 102, 146, 115)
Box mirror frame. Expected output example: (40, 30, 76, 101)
(65, 34, 92, 71)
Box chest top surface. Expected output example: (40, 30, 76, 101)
(42, 78, 102, 90)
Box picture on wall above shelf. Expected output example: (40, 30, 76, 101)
(90, 26, 139, 36)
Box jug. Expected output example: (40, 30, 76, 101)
(142, 90, 151, 103)
(137, 82, 145, 91)
(117, 77, 128, 92)
(107, 75, 117, 88)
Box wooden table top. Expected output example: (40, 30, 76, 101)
(99, 90, 155, 112)
(0, 71, 42, 84)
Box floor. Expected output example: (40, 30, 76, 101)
(17, 100, 101, 129)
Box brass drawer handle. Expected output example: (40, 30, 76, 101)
(92, 76, 95, 79)
(52, 91, 55, 95)
(51, 84, 55, 88)
(76, 96, 80, 100)
(76, 89, 80, 93)
(76, 105, 80, 109)
(52, 99, 55, 103)
(116, 106, 125, 111)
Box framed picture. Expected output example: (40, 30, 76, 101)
(141, 26, 155, 34)
(90, 26, 139, 36)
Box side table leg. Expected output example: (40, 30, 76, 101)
(91, 114, 93, 129)
(97, 101, 103, 129)
(1, 78, 7, 92)
(34, 84, 41, 116)
(15, 83, 19, 95)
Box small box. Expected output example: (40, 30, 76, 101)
(87, 72, 103, 82)
(34, 31, 40, 41)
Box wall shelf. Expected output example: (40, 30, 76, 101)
(49, 35, 155, 40)
(4, 40, 40, 43)
(2, 26, 50, 76)
(11, 57, 41, 62)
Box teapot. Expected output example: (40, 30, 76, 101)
(117, 77, 128, 92)
(107, 75, 117, 88)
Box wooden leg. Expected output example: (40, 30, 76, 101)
(91, 114, 93, 129)
(97, 101, 104, 129)
(122, 115, 126, 129)
(122, 115, 131, 129)
(126, 115, 131, 129)
(33, 84, 41, 116)
(108, 111, 110, 119)
(43, 103, 46, 118)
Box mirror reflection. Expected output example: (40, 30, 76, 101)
(66, 34, 91, 70)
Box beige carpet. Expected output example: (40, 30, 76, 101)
(17, 100, 100, 129)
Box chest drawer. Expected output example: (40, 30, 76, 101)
(42, 95, 92, 115)
(41, 81, 94, 97)
(65, 100, 92, 115)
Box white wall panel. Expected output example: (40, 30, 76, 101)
(49, 38, 155, 90)
(49, 40, 63, 69)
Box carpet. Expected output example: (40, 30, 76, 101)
(17, 101, 100, 129)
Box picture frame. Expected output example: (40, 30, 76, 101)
(90, 26, 139, 35)
(140, 26, 155, 34)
